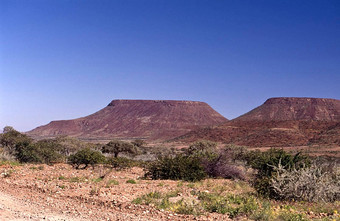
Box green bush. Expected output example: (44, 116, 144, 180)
(107, 157, 134, 169)
(33, 140, 63, 164)
(15, 141, 41, 163)
(14, 140, 63, 164)
(0, 127, 33, 155)
(145, 154, 207, 182)
(107, 157, 149, 169)
(68, 148, 106, 169)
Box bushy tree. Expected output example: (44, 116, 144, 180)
(102, 140, 137, 158)
(2, 126, 15, 133)
(0, 127, 32, 155)
(68, 148, 106, 169)
(15, 141, 41, 163)
(33, 140, 63, 164)
(15, 139, 63, 164)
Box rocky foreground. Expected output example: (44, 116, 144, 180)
(0, 163, 232, 221)
(1, 163, 339, 220)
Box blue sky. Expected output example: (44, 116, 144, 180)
(1, 0, 339, 132)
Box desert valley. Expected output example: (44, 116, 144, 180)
(3, 1, 339, 220)
(0, 97, 339, 220)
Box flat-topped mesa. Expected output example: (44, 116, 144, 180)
(235, 97, 340, 122)
(175, 97, 340, 147)
(27, 99, 228, 140)
(107, 99, 208, 107)
(264, 97, 340, 105)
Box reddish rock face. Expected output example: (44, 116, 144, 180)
(27, 100, 228, 140)
(236, 97, 340, 121)
(177, 97, 340, 147)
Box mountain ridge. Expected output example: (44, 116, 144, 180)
(27, 99, 228, 140)
(175, 97, 340, 147)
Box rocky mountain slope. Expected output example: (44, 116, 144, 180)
(236, 97, 340, 122)
(27, 100, 228, 140)
(176, 97, 340, 147)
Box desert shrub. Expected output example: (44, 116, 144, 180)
(107, 156, 150, 169)
(223, 144, 248, 163)
(203, 157, 245, 180)
(53, 136, 96, 156)
(201, 147, 246, 180)
(68, 148, 106, 169)
(126, 179, 137, 184)
(107, 157, 134, 170)
(145, 154, 207, 182)
(147, 142, 245, 181)
(15, 141, 42, 163)
(131, 139, 146, 148)
(185, 140, 217, 158)
(245, 149, 310, 176)
(0, 148, 16, 161)
(0, 127, 33, 155)
(244, 149, 310, 197)
(0, 131, 64, 164)
(133, 191, 201, 215)
(270, 163, 340, 202)
(14, 140, 63, 164)
(139, 145, 178, 158)
(102, 140, 138, 158)
(197, 192, 260, 218)
(33, 140, 63, 164)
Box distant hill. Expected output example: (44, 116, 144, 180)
(236, 97, 340, 122)
(27, 100, 228, 140)
(176, 97, 340, 147)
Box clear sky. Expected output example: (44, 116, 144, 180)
(1, 0, 339, 132)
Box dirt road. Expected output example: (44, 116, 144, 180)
(0, 190, 78, 221)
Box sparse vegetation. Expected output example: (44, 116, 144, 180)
(69, 176, 87, 183)
(58, 176, 66, 180)
(91, 177, 103, 183)
(106, 179, 119, 187)
(1, 126, 339, 220)
(0, 160, 21, 166)
(126, 179, 137, 184)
